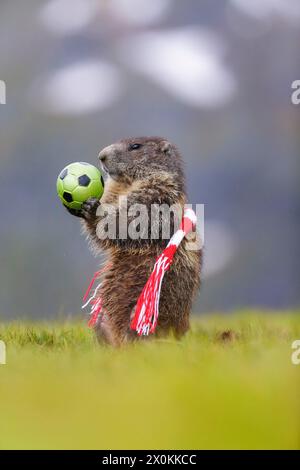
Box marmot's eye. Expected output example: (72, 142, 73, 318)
(129, 143, 142, 151)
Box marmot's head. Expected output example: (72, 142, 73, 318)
(98, 137, 184, 184)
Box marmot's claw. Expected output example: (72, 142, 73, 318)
(81, 197, 100, 221)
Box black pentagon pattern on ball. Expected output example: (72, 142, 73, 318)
(78, 174, 91, 187)
(59, 168, 68, 180)
(63, 191, 73, 203)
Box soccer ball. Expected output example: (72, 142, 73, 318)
(56, 162, 104, 210)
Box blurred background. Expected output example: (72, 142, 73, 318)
(0, 0, 299, 320)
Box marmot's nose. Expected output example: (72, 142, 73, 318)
(99, 150, 108, 163)
(98, 144, 115, 163)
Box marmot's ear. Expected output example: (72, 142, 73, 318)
(160, 140, 172, 155)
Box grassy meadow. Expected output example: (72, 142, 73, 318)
(0, 311, 299, 450)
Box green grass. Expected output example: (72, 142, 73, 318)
(0, 311, 299, 450)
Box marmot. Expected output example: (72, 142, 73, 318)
(69, 137, 202, 346)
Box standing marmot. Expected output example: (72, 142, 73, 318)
(70, 137, 202, 346)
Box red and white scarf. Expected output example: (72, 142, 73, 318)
(83, 207, 197, 335)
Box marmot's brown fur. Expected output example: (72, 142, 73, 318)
(77, 137, 202, 346)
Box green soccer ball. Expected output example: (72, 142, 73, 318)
(56, 162, 104, 211)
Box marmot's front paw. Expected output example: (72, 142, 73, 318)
(81, 197, 100, 221)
